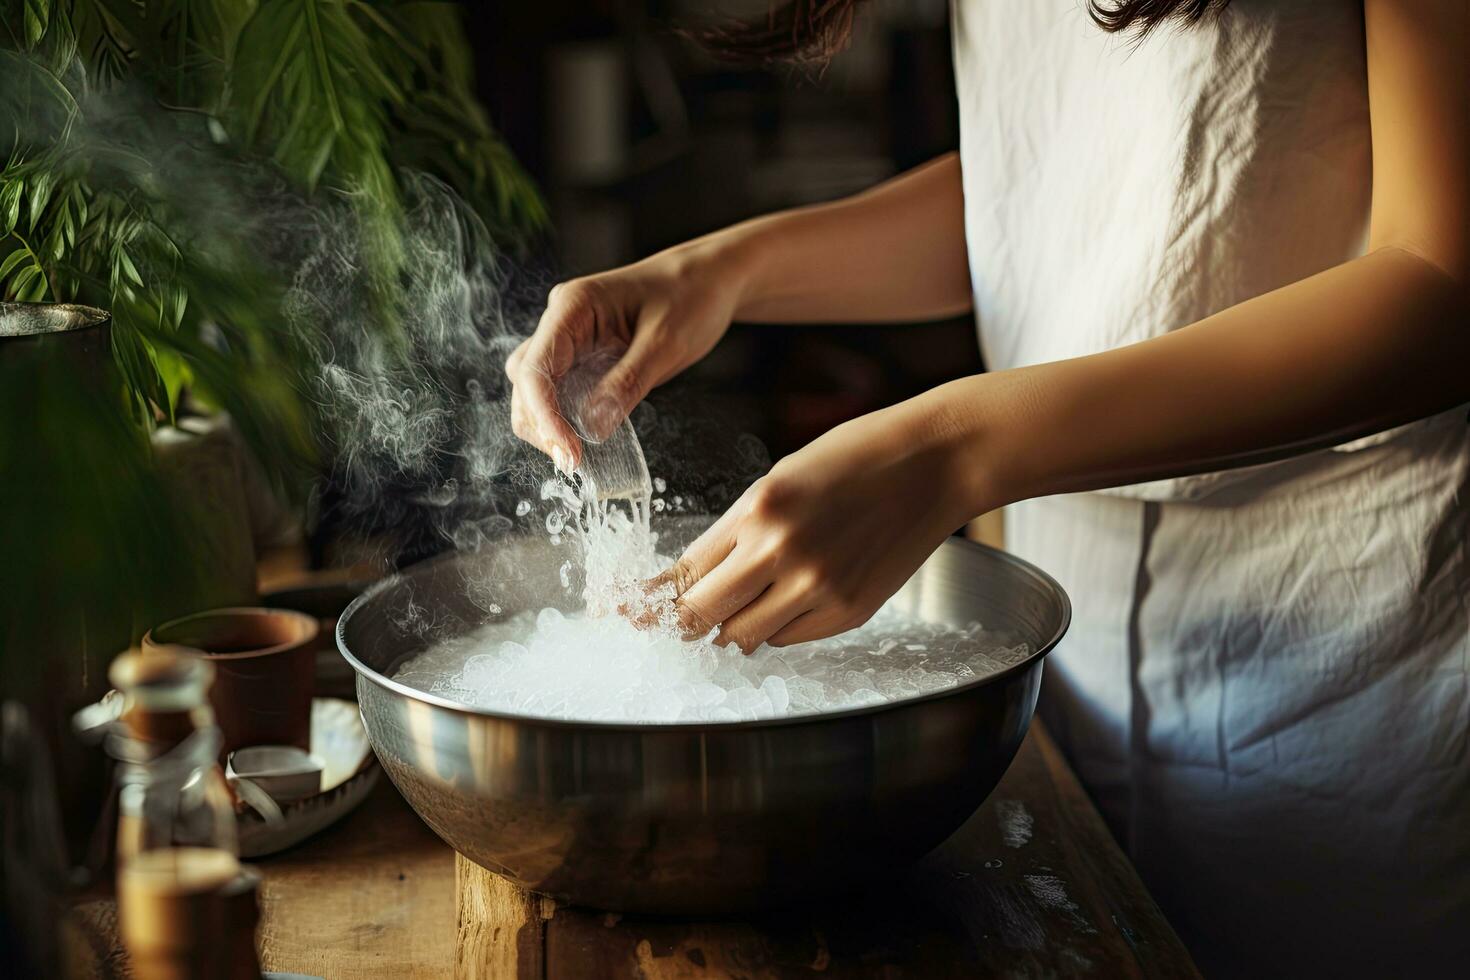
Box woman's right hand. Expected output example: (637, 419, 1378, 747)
(506, 240, 745, 469)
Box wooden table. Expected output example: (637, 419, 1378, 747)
(66, 721, 1196, 979)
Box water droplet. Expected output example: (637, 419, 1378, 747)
(545, 511, 566, 535)
(515, 500, 531, 516)
(653, 477, 667, 493)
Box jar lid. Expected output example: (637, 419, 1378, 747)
(110, 647, 213, 706)
(109, 648, 215, 746)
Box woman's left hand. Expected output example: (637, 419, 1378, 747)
(662, 390, 986, 652)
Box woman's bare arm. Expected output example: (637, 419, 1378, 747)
(938, 0, 1469, 510)
(506, 153, 970, 465)
(716, 152, 972, 323)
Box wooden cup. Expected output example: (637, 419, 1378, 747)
(143, 608, 318, 755)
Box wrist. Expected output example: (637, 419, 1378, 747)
(685, 215, 788, 319)
(902, 376, 1022, 524)
(655, 222, 765, 312)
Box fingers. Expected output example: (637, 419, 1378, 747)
(510, 385, 558, 469)
(664, 490, 817, 652)
(667, 504, 741, 593)
(508, 342, 539, 448)
(673, 545, 774, 637)
(509, 273, 693, 454)
(716, 581, 816, 654)
(582, 325, 677, 440)
(767, 606, 853, 648)
(630, 477, 856, 653)
(505, 288, 589, 468)
(505, 337, 528, 375)
(518, 352, 581, 471)
(635, 506, 739, 628)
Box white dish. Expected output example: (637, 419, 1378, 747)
(228, 745, 324, 803)
(238, 698, 378, 858)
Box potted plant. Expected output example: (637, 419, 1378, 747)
(0, 2, 545, 955)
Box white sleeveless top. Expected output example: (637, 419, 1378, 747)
(955, 0, 1395, 501)
(953, 2, 1470, 976)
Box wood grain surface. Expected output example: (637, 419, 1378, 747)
(254, 779, 455, 979)
(61, 777, 455, 980)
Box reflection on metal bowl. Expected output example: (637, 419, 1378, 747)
(336, 517, 1070, 915)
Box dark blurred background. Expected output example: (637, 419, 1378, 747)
(466, 1, 982, 461)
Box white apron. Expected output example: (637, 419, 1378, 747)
(952, 1, 1470, 975)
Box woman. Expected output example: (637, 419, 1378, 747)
(507, 1, 1468, 974)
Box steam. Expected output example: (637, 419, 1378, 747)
(283, 174, 548, 560)
(280, 173, 771, 572)
(3, 56, 772, 581)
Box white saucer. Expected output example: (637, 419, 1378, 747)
(238, 698, 379, 858)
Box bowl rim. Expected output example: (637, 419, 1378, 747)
(0, 300, 111, 339)
(335, 535, 1071, 733)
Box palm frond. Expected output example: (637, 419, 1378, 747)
(2, 0, 544, 479)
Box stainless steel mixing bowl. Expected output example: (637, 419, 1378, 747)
(337, 518, 1070, 915)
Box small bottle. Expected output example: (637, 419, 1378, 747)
(107, 647, 261, 979)
(107, 648, 237, 861)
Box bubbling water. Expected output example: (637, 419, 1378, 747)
(390, 472, 1030, 723)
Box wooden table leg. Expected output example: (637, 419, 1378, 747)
(456, 854, 555, 980)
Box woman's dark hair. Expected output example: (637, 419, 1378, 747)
(691, 0, 1232, 66)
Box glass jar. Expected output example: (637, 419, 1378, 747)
(107, 650, 237, 862)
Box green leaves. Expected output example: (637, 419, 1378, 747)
(22, 0, 49, 49)
(0, 160, 58, 302)
(2, 0, 545, 486)
(1, 241, 48, 300)
(0, 245, 26, 279)
(231, 0, 398, 196)
(362, 1, 547, 241)
(1, 178, 20, 232)
(25, 167, 52, 229)
(2, 1, 553, 692)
